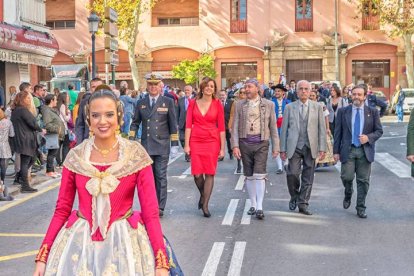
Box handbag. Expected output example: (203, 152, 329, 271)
(163, 236, 184, 276)
(44, 133, 59, 149)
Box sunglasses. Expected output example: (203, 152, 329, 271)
(239, 92, 246, 95)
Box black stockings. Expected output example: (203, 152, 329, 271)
(194, 174, 214, 213)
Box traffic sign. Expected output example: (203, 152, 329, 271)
(104, 22, 118, 37)
(105, 51, 119, 66)
(104, 37, 118, 51)
(105, 7, 118, 23)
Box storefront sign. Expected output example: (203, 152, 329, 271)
(153, 71, 174, 79)
(0, 23, 59, 57)
(0, 48, 52, 66)
(105, 7, 118, 23)
(97, 72, 133, 80)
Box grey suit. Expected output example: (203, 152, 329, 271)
(130, 95, 178, 210)
(280, 100, 327, 210)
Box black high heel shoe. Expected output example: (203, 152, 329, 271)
(198, 196, 203, 210)
(202, 207, 211, 218)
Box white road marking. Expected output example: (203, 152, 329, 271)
(381, 135, 406, 140)
(375, 152, 411, 178)
(201, 242, 225, 276)
(401, 143, 406, 146)
(178, 166, 191, 179)
(168, 152, 183, 165)
(222, 199, 239, 226)
(390, 132, 399, 136)
(241, 199, 251, 225)
(228, 242, 247, 276)
(235, 175, 245, 190)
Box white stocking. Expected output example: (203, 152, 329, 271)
(255, 178, 266, 210)
(246, 178, 257, 209)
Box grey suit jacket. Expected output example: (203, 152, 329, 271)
(231, 98, 280, 152)
(280, 100, 327, 159)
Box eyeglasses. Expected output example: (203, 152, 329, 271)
(239, 92, 245, 95)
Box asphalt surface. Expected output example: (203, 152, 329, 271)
(1, 120, 413, 276)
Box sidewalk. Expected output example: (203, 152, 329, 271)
(381, 114, 409, 123)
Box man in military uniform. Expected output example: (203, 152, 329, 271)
(130, 73, 178, 217)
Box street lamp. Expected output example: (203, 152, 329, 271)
(88, 12, 100, 79)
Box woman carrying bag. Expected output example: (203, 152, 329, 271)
(41, 94, 65, 178)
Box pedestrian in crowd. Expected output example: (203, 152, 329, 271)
(185, 78, 225, 217)
(75, 77, 103, 145)
(327, 84, 348, 136)
(394, 84, 405, 122)
(5, 85, 17, 118)
(33, 89, 174, 276)
(406, 108, 414, 176)
(53, 88, 60, 98)
(41, 94, 65, 178)
(218, 89, 234, 160)
(286, 80, 298, 102)
(119, 87, 135, 135)
(228, 88, 246, 174)
(56, 92, 71, 166)
(0, 81, 5, 110)
(32, 84, 46, 114)
(232, 79, 279, 219)
(0, 108, 14, 201)
(67, 84, 78, 113)
(11, 91, 45, 193)
(72, 91, 85, 127)
(130, 73, 178, 217)
(120, 80, 128, 89)
(177, 85, 193, 162)
(365, 84, 387, 117)
(334, 84, 383, 218)
(280, 80, 327, 215)
(263, 81, 274, 100)
(271, 84, 290, 174)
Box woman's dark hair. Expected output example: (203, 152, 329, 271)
(44, 94, 56, 106)
(57, 92, 68, 113)
(331, 85, 342, 98)
(53, 88, 60, 96)
(76, 91, 86, 105)
(86, 89, 123, 126)
(120, 87, 127, 96)
(197, 77, 217, 100)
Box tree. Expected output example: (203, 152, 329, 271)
(352, 0, 414, 88)
(90, 0, 158, 89)
(172, 54, 217, 87)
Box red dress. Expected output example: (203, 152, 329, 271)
(186, 99, 225, 175)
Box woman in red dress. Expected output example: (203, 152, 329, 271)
(184, 77, 225, 217)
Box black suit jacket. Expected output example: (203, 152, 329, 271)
(131, 95, 177, 155)
(177, 97, 189, 140)
(333, 105, 383, 163)
(223, 99, 233, 130)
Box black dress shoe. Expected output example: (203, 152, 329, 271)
(299, 208, 313, 216)
(247, 207, 256, 215)
(255, 210, 265, 219)
(357, 210, 367, 218)
(229, 154, 234, 160)
(236, 167, 241, 174)
(202, 208, 211, 218)
(343, 198, 351, 209)
(21, 186, 38, 193)
(289, 199, 297, 210)
(159, 209, 164, 217)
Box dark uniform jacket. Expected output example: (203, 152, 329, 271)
(131, 95, 177, 156)
(177, 97, 188, 140)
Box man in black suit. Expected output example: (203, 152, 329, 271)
(177, 85, 193, 161)
(218, 89, 233, 160)
(130, 73, 178, 217)
(334, 84, 383, 218)
(365, 85, 388, 117)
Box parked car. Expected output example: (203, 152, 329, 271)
(402, 89, 414, 114)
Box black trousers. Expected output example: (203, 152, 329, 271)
(286, 146, 316, 209)
(150, 154, 169, 210)
(46, 148, 59, 173)
(20, 154, 34, 186)
(225, 129, 232, 156)
(57, 134, 70, 166)
(0, 158, 7, 182)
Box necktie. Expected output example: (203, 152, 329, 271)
(300, 104, 304, 119)
(353, 108, 361, 146)
(151, 98, 156, 109)
(185, 98, 188, 110)
(222, 101, 225, 107)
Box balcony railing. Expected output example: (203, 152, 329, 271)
(230, 19, 247, 33)
(362, 15, 379, 30)
(295, 18, 313, 32)
(19, 0, 46, 26)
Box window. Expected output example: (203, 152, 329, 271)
(352, 60, 390, 88)
(295, 0, 313, 32)
(362, 1, 379, 30)
(221, 62, 257, 88)
(46, 20, 76, 29)
(286, 59, 322, 82)
(230, 0, 247, 33)
(157, 17, 198, 26)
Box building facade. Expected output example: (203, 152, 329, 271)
(50, 0, 414, 99)
(0, 0, 59, 97)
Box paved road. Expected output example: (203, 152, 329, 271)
(1, 122, 413, 275)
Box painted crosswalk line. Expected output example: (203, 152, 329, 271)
(201, 242, 225, 276)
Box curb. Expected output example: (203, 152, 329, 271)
(7, 175, 61, 197)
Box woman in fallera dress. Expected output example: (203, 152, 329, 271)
(184, 77, 225, 217)
(33, 90, 170, 276)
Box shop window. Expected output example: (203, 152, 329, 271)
(230, 0, 247, 33)
(46, 20, 76, 29)
(221, 62, 257, 88)
(286, 59, 322, 82)
(362, 1, 379, 30)
(295, 0, 313, 32)
(352, 60, 390, 88)
(157, 17, 198, 26)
